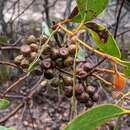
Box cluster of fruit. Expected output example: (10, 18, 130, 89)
(14, 34, 99, 108)
(64, 83, 99, 108)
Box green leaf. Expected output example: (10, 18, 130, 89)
(85, 22, 121, 58)
(0, 126, 14, 130)
(0, 99, 10, 109)
(42, 21, 51, 36)
(64, 104, 127, 130)
(77, 47, 86, 60)
(73, 0, 108, 22)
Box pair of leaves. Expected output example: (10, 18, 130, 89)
(69, 0, 108, 22)
(0, 99, 10, 109)
(64, 104, 128, 130)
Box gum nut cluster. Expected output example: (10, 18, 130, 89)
(14, 34, 99, 108)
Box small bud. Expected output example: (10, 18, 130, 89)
(14, 55, 23, 65)
(39, 35, 48, 44)
(20, 45, 31, 55)
(26, 35, 36, 44)
(92, 92, 99, 102)
(20, 58, 29, 68)
(64, 86, 73, 98)
(55, 58, 64, 68)
(31, 66, 43, 76)
(69, 44, 76, 55)
(85, 99, 94, 108)
(30, 52, 37, 59)
(30, 43, 38, 52)
(44, 69, 54, 79)
(62, 75, 73, 86)
(77, 92, 89, 103)
(86, 86, 96, 95)
(51, 78, 60, 88)
(83, 62, 93, 72)
(41, 58, 51, 69)
(64, 56, 73, 66)
(75, 85, 84, 95)
(59, 47, 68, 58)
(51, 48, 59, 59)
(40, 80, 48, 87)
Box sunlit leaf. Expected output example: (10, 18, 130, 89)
(85, 22, 121, 58)
(64, 104, 128, 130)
(0, 99, 10, 109)
(71, 0, 108, 22)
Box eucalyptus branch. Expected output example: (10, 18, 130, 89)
(0, 61, 18, 68)
(0, 46, 20, 50)
(2, 73, 30, 97)
(92, 74, 112, 86)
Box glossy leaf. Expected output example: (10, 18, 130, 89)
(0, 126, 14, 130)
(64, 104, 127, 130)
(85, 22, 121, 58)
(72, 0, 108, 22)
(0, 99, 10, 109)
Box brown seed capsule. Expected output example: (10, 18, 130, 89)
(76, 69, 87, 78)
(30, 43, 38, 52)
(14, 55, 23, 65)
(83, 62, 93, 72)
(86, 86, 96, 95)
(59, 47, 68, 58)
(51, 78, 60, 88)
(85, 99, 94, 108)
(42, 44, 50, 54)
(64, 56, 73, 66)
(69, 44, 76, 55)
(20, 58, 29, 68)
(41, 58, 51, 69)
(31, 66, 43, 76)
(44, 69, 54, 79)
(26, 35, 36, 44)
(30, 52, 37, 59)
(76, 92, 89, 103)
(92, 92, 99, 102)
(64, 86, 73, 98)
(39, 35, 48, 44)
(51, 48, 59, 59)
(62, 75, 73, 86)
(20, 45, 31, 55)
(75, 85, 84, 95)
(55, 58, 64, 68)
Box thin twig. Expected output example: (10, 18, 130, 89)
(0, 46, 20, 50)
(0, 103, 24, 123)
(117, 29, 130, 37)
(92, 74, 112, 86)
(0, 75, 44, 123)
(114, 0, 125, 39)
(2, 73, 30, 97)
(0, 61, 18, 68)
